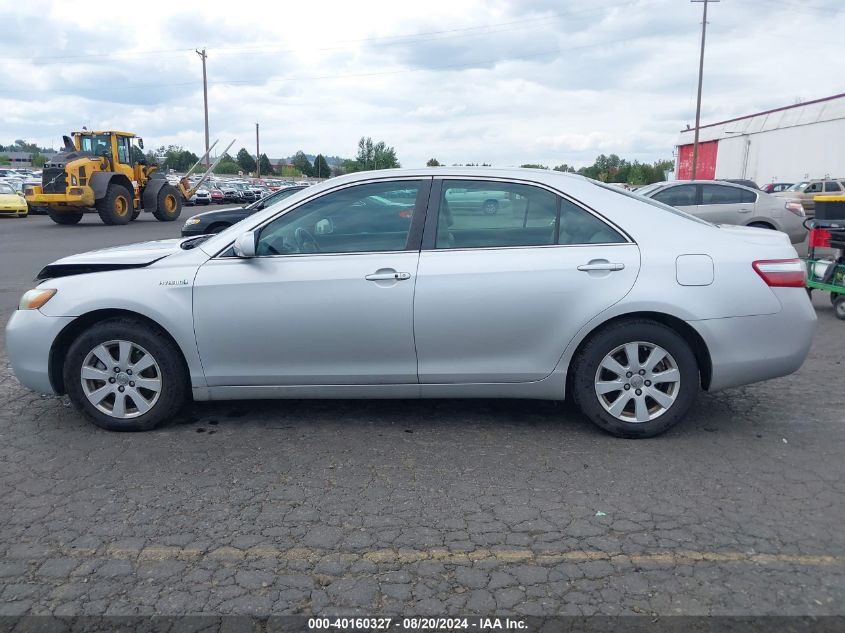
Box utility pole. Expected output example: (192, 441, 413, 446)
(255, 122, 260, 179)
(690, 0, 718, 180)
(196, 48, 210, 168)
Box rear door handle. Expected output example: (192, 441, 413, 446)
(738, 208, 751, 213)
(365, 271, 411, 281)
(577, 262, 625, 272)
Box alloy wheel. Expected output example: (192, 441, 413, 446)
(80, 340, 162, 419)
(594, 341, 680, 423)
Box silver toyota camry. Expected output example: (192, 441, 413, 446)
(6, 168, 816, 438)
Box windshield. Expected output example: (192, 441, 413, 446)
(594, 180, 713, 226)
(78, 134, 112, 157)
(786, 182, 809, 192)
(0, 183, 14, 194)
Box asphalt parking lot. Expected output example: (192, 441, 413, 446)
(0, 213, 843, 617)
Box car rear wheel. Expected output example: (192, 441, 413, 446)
(63, 318, 188, 431)
(572, 320, 699, 438)
(482, 200, 499, 215)
(749, 221, 775, 230)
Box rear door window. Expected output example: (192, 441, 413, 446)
(824, 181, 842, 192)
(701, 184, 748, 205)
(436, 181, 558, 249)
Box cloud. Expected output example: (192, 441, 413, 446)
(0, 0, 843, 168)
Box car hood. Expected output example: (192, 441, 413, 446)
(36, 238, 190, 281)
(0, 194, 26, 205)
(189, 205, 246, 219)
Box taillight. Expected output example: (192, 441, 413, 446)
(785, 201, 805, 217)
(752, 259, 806, 288)
(398, 210, 413, 218)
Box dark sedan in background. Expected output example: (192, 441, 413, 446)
(181, 185, 306, 237)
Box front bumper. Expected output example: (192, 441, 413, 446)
(27, 190, 95, 207)
(690, 288, 816, 391)
(0, 207, 27, 216)
(5, 310, 75, 394)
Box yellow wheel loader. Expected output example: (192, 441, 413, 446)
(25, 131, 234, 226)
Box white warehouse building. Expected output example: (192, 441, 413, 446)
(675, 92, 845, 185)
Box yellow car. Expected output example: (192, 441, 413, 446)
(0, 182, 27, 217)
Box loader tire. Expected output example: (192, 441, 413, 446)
(153, 185, 182, 222)
(48, 210, 83, 225)
(96, 183, 133, 225)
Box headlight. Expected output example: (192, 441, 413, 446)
(185, 217, 201, 225)
(19, 289, 57, 310)
(71, 175, 78, 185)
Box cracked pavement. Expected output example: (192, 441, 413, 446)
(0, 216, 844, 616)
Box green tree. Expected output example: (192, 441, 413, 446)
(0, 155, 9, 165)
(258, 153, 274, 176)
(520, 164, 548, 169)
(30, 153, 47, 168)
(426, 158, 441, 167)
(291, 150, 314, 177)
(277, 164, 299, 177)
(213, 152, 240, 174)
(236, 148, 257, 174)
(553, 164, 576, 173)
(313, 154, 331, 179)
(354, 137, 399, 170)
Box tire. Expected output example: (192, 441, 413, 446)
(571, 320, 699, 438)
(48, 210, 83, 225)
(748, 221, 775, 230)
(96, 183, 133, 225)
(153, 184, 182, 222)
(131, 210, 141, 221)
(482, 200, 499, 215)
(63, 318, 188, 431)
(207, 222, 231, 234)
(834, 296, 845, 321)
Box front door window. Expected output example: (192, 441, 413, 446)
(256, 181, 423, 256)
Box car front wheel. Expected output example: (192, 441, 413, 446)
(63, 318, 187, 431)
(572, 320, 699, 438)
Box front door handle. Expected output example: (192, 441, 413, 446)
(738, 207, 751, 213)
(365, 271, 411, 281)
(577, 262, 625, 272)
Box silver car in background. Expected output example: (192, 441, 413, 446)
(6, 168, 815, 438)
(636, 180, 806, 243)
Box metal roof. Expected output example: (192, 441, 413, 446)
(677, 93, 845, 145)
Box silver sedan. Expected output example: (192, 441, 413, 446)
(6, 168, 816, 438)
(636, 180, 807, 244)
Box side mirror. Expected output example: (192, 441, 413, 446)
(138, 138, 144, 149)
(233, 230, 257, 258)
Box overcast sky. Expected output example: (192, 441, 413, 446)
(1, 0, 842, 168)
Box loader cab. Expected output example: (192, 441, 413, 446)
(73, 131, 149, 184)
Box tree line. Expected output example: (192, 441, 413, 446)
(519, 154, 674, 185)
